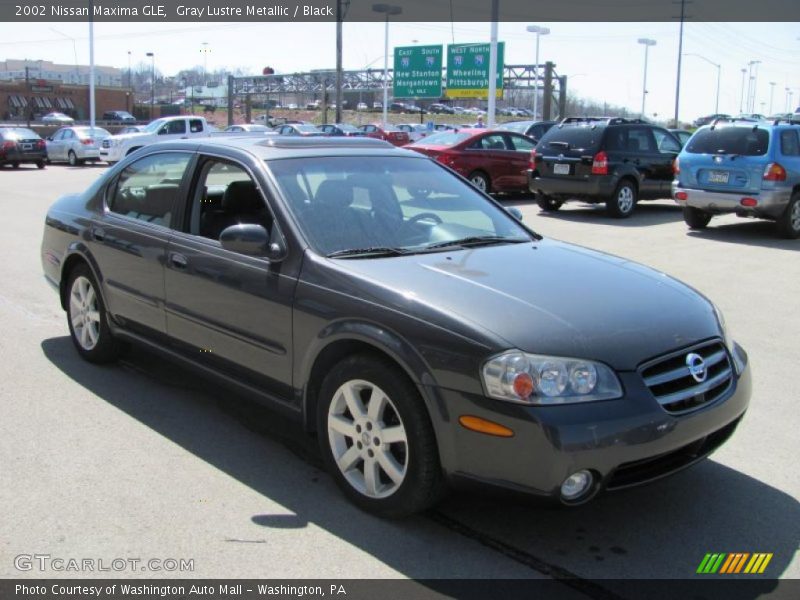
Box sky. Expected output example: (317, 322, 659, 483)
(0, 21, 798, 120)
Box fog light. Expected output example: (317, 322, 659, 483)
(560, 470, 593, 501)
(740, 197, 757, 207)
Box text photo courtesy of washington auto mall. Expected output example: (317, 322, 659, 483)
(0, 1, 799, 599)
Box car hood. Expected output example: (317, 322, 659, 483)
(332, 239, 720, 370)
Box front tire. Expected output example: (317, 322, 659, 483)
(66, 264, 121, 363)
(683, 206, 712, 230)
(468, 171, 491, 194)
(317, 354, 444, 517)
(777, 193, 800, 239)
(36, 161, 45, 169)
(606, 180, 637, 218)
(537, 195, 563, 212)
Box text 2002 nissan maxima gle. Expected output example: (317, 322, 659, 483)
(41, 136, 751, 517)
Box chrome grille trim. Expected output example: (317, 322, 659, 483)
(639, 340, 734, 414)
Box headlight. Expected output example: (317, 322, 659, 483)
(713, 303, 745, 374)
(482, 351, 623, 405)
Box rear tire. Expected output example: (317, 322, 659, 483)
(777, 192, 800, 239)
(683, 206, 712, 230)
(66, 263, 122, 364)
(11, 162, 19, 169)
(68, 150, 79, 166)
(36, 161, 45, 169)
(537, 195, 563, 212)
(606, 180, 637, 218)
(468, 171, 491, 194)
(317, 354, 444, 517)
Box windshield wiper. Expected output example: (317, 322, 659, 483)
(422, 235, 529, 251)
(326, 246, 410, 259)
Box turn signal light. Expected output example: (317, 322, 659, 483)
(81, 138, 94, 145)
(675, 191, 688, 201)
(458, 415, 514, 438)
(673, 157, 680, 175)
(528, 149, 538, 170)
(740, 197, 758, 207)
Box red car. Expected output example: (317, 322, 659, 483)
(407, 129, 537, 194)
(358, 123, 410, 146)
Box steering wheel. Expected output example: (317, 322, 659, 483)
(403, 212, 443, 229)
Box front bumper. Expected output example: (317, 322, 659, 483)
(528, 170, 616, 200)
(426, 360, 751, 502)
(672, 183, 790, 219)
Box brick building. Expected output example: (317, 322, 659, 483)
(0, 80, 133, 122)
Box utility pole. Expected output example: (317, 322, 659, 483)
(89, 0, 95, 129)
(335, 0, 347, 124)
(25, 66, 30, 127)
(672, 0, 687, 128)
(769, 81, 776, 115)
(487, 0, 498, 128)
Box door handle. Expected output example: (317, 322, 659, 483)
(169, 252, 188, 269)
(92, 227, 105, 242)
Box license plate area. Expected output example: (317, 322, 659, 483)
(553, 163, 570, 175)
(707, 170, 730, 184)
(22, 143, 32, 150)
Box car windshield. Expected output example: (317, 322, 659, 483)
(76, 127, 111, 138)
(142, 119, 168, 133)
(410, 131, 471, 146)
(536, 126, 604, 155)
(2, 128, 39, 139)
(268, 156, 533, 257)
(497, 121, 531, 134)
(685, 127, 770, 156)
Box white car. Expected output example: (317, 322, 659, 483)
(46, 126, 111, 166)
(42, 112, 75, 125)
(396, 123, 429, 142)
(356, 102, 368, 111)
(99, 116, 212, 164)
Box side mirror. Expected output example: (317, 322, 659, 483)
(506, 207, 523, 222)
(219, 223, 285, 260)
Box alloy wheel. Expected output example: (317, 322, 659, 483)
(69, 276, 101, 351)
(327, 379, 408, 499)
(617, 186, 634, 213)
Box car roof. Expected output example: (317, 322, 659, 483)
(168, 135, 419, 160)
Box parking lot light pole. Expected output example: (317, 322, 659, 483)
(684, 53, 720, 114)
(637, 38, 656, 118)
(768, 82, 776, 115)
(146, 52, 155, 120)
(740, 68, 747, 113)
(526, 25, 550, 121)
(373, 3, 402, 128)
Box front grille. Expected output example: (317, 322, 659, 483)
(606, 416, 742, 490)
(640, 340, 733, 414)
(101, 139, 110, 148)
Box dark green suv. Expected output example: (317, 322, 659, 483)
(528, 117, 683, 218)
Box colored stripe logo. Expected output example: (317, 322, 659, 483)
(697, 553, 773, 574)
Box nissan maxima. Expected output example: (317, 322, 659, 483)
(41, 136, 751, 517)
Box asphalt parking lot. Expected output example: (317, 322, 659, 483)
(1, 164, 798, 594)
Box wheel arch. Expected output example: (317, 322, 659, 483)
(59, 244, 107, 311)
(300, 322, 437, 434)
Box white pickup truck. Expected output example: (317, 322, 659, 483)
(99, 115, 214, 164)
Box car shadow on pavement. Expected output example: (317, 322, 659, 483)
(687, 221, 800, 251)
(41, 336, 799, 586)
(521, 201, 684, 228)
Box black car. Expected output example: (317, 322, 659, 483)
(318, 124, 366, 137)
(41, 136, 750, 517)
(429, 103, 455, 114)
(529, 117, 683, 217)
(0, 127, 47, 168)
(496, 120, 556, 143)
(694, 113, 731, 128)
(102, 111, 137, 123)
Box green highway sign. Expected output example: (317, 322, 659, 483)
(445, 42, 505, 99)
(393, 45, 443, 99)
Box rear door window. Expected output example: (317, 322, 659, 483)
(685, 127, 769, 155)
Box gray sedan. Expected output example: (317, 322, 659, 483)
(46, 126, 111, 165)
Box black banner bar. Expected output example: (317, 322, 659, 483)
(1, 0, 800, 22)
